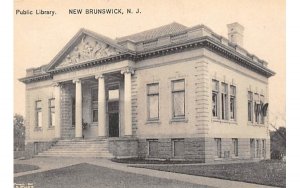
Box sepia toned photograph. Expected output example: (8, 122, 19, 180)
(13, 0, 285, 187)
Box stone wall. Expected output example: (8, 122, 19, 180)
(137, 137, 205, 162)
(108, 138, 138, 158)
(24, 141, 56, 158)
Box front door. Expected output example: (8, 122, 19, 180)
(109, 112, 119, 137)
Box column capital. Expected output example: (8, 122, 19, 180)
(121, 67, 135, 75)
(72, 78, 81, 84)
(95, 74, 105, 80)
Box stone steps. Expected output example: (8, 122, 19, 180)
(36, 139, 113, 158)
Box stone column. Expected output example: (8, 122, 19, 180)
(53, 83, 61, 139)
(121, 67, 134, 136)
(73, 79, 82, 139)
(95, 74, 106, 137)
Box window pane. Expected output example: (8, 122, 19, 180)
(37, 111, 42, 127)
(51, 111, 55, 127)
(221, 93, 227, 120)
(230, 86, 236, 95)
(148, 140, 158, 157)
(212, 80, 219, 91)
(212, 92, 218, 117)
(233, 139, 238, 156)
(36, 101, 42, 108)
(221, 83, 227, 93)
(248, 92, 253, 100)
(93, 110, 98, 122)
(92, 88, 98, 102)
(215, 138, 222, 158)
(109, 89, 119, 100)
(250, 139, 255, 158)
(230, 96, 235, 119)
(149, 95, 159, 119)
(173, 80, 185, 91)
(173, 92, 185, 117)
(173, 140, 184, 157)
(148, 84, 159, 94)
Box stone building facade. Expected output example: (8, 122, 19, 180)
(20, 22, 275, 162)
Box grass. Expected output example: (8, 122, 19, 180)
(130, 160, 285, 187)
(14, 164, 40, 173)
(14, 163, 209, 188)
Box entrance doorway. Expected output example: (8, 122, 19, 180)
(107, 84, 120, 137)
(109, 112, 119, 137)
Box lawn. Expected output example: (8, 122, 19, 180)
(14, 164, 40, 173)
(14, 163, 210, 188)
(131, 160, 285, 187)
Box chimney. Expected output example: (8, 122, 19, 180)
(227, 22, 244, 46)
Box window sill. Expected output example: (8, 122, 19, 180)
(48, 127, 55, 130)
(212, 119, 237, 124)
(34, 127, 42, 131)
(214, 157, 223, 161)
(170, 118, 188, 123)
(247, 123, 266, 127)
(145, 120, 161, 125)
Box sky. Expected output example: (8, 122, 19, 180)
(14, 0, 286, 125)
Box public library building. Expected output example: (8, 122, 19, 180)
(20, 22, 275, 162)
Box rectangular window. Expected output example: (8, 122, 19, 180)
(232, 138, 238, 157)
(148, 139, 159, 158)
(250, 138, 255, 158)
(172, 139, 185, 158)
(254, 93, 260, 124)
(212, 80, 219, 118)
(147, 83, 159, 120)
(248, 92, 253, 122)
(108, 89, 119, 101)
(256, 139, 260, 158)
(215, 138, 222, 158)
(91, 88, 98, 123)
(221, 83, 228, 120)
(260, 95, 265, 124)
(48, 98, 55, 127)
(230, 85, 236, 120)
(262, 139, 266, 158)
(92, 109, 98, 122)
(172, 79, 185, 118)
(72, 97, 75, 126)
(91, 88, 98, 102)
(36, 100, 42, 127)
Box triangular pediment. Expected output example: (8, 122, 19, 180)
(47, 29, 127, 70)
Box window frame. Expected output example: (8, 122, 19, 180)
(232, 138, 238, 157)
(221, 82, 228, 120)
(229, 85, 236, 120)
(48, 98, 55, 128)
(35, 100, 43, 128)
(172, 138, 185, 158)
(254, 93, 260, 124)
(212, 80, 219, 118)
(147, 83, 159, 121)
(91, 87, 98, 123)
(215, 138, 222, 158)
(248, 91, 253, 122)
(147, 139, 159, 158)
(171, 79, 186, 119)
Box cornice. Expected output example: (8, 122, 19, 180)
(19, 36, 275, 84)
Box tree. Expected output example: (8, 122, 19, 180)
(270, 126, 286, 160)
(14, 114, 25, 151)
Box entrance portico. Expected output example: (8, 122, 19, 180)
(54, 67, 134, 140)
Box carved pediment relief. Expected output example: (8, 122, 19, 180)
(57, 35, 120, 68)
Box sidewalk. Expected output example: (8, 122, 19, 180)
(14, 157, 278, 188)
